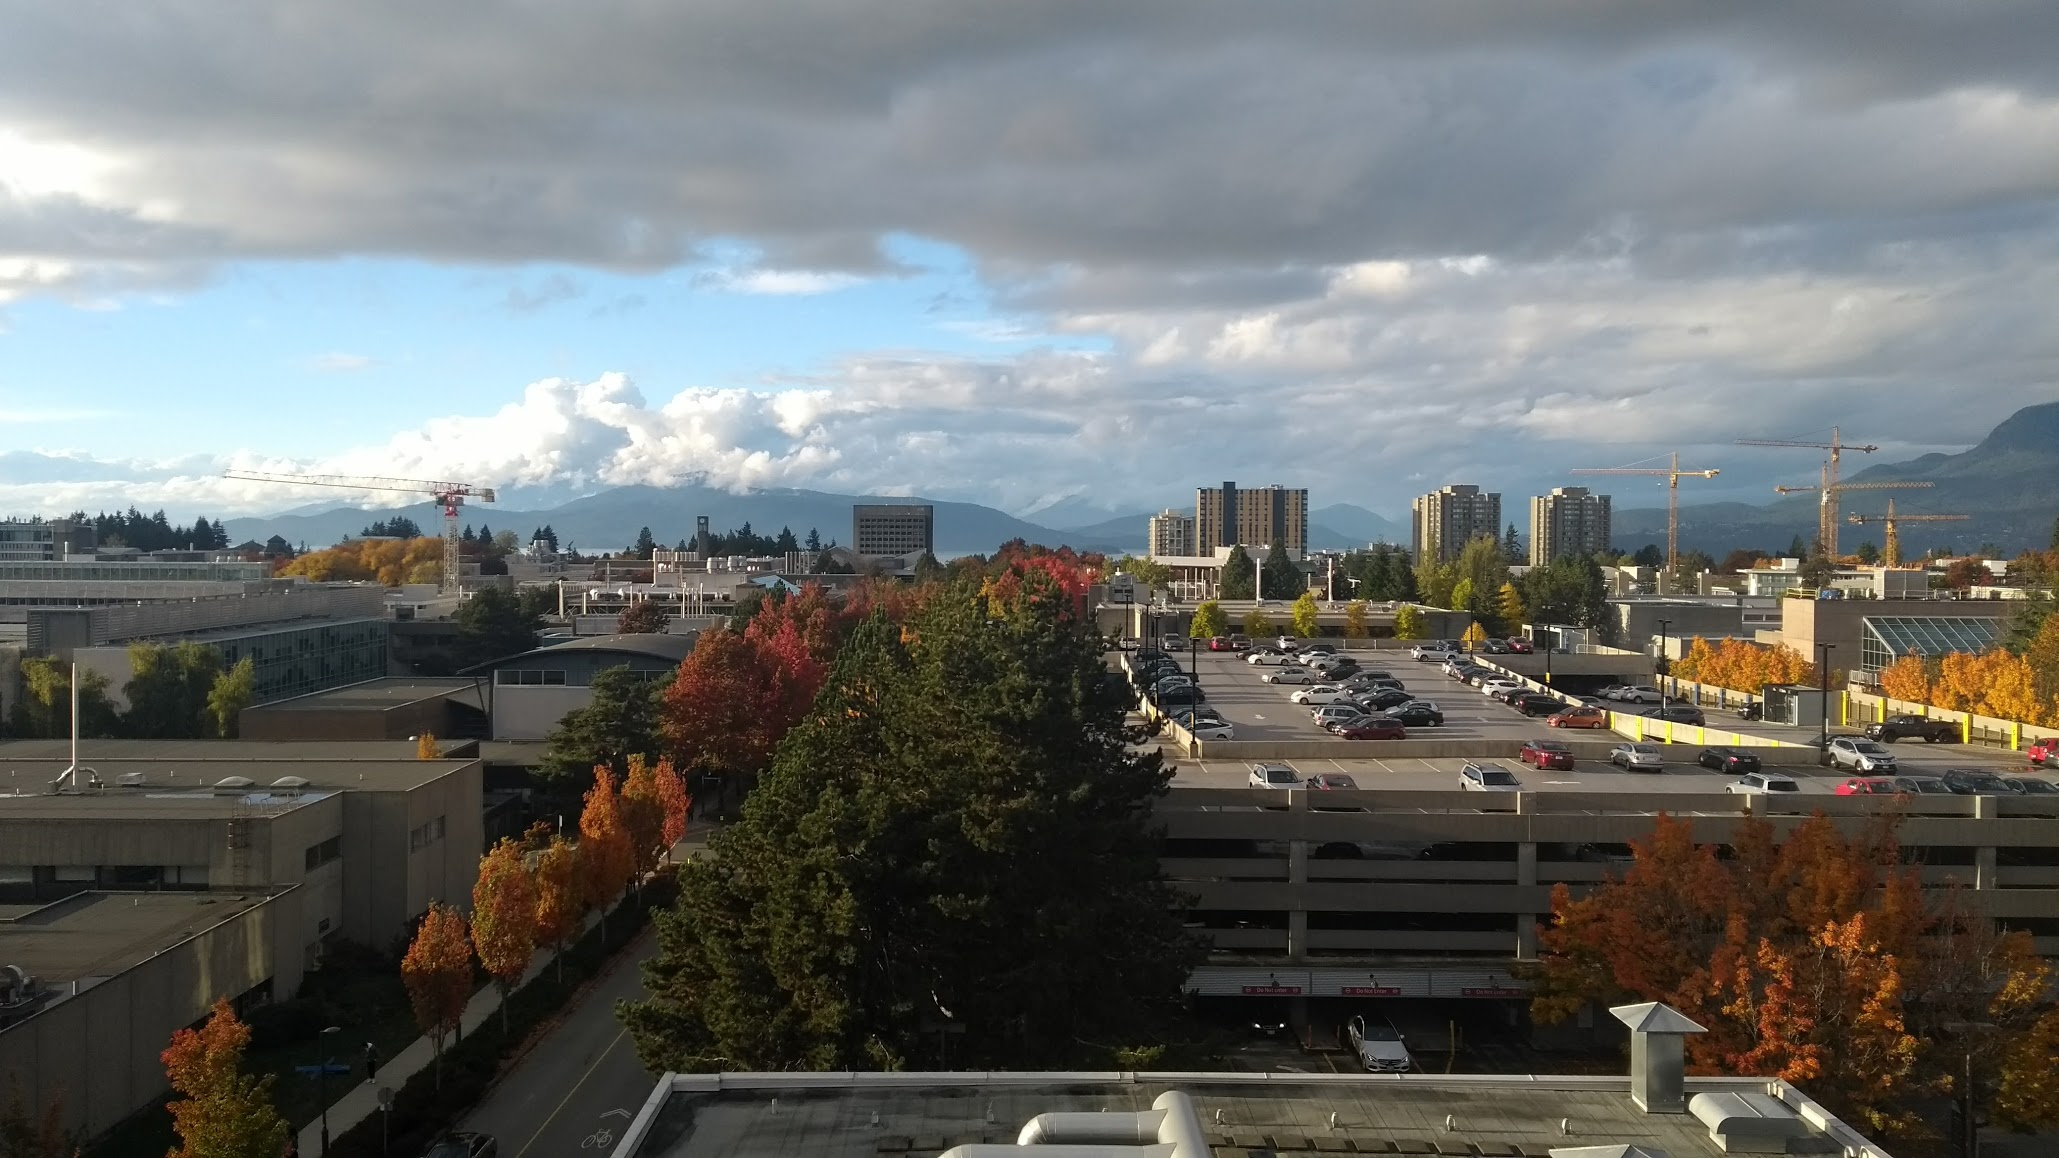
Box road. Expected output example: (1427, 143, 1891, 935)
(461, 928, 660, 1158)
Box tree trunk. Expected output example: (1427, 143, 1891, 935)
(500, 980, 511, 1034)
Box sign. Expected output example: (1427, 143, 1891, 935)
(1460, 986, 1526, 998)
(1340, 985, 1402, 997)
(1240, 985, 1302, 996)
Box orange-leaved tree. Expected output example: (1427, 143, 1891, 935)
(471, 837, 538, 1032)
(278, 537, 444, 586)
(619, 755, 667, 883)
(531, 831, 585, 983)
(654, 756, 691, 857)
(401, 902, 473, 1085)
(161, 998, 287, 1158)
(659, 628, 785, 796)
(416, 731, 438, 760)
(578, 766, 635, 935)
(1671, 637, 1813, 694)
(1875, 651, 1932, 704)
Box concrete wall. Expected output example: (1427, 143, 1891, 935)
(240, 697, 465, 742)
(490, 684, 593, 740)
(336, 763, 483, 949)
(0, 889, 301, 1140)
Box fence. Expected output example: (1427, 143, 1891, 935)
(1845, 689, 2057, 753)
(1467, 660, 1813, 752)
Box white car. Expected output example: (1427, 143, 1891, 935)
(1613, 685, 1663, 705)
(1411, 644, 1456, 661)
(1459, 763, 1523, 792)
(1346, 1015, 1413, 1073)
(1291, 685, 1347, 705)
(1727, 772, 1803, 795)
(1609, 743, 1665, 773)
(1303, 654, 1351, 672)
(1187, 720, 1235, 741)
(1161, 635, 1189, 651)
(1827, 737, 1899, 773)
(1246, 651, 1293, 666)
(1263, 669, 1316, 685)
(1249, 763, 1301, 789)
(1480, 679, 1524, 698)
(1274, 636, 1302, 652)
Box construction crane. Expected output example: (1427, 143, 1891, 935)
(1735, 427, 1879, 554)
(223, 470, 496, 596)
(1571, 452, 1720, 573)
(1772, 470, 1930, 559)
(1846, 498, 1968, 567)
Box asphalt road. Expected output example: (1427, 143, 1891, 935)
(461, 928, 660, 1158)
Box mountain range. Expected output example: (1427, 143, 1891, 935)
(220, 403, 2059, 560)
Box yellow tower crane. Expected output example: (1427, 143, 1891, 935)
(223, 470, 496, 596)
(1846, 498, 1968, 567)
(1571, 452, 1720, 573)
(1735, 428, 1880, 555)
(1772, 473, 1931, 559)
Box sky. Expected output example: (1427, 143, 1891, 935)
(2, 1, 2058, 523)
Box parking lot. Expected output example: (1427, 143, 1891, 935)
(1168, 650, 1567, 745)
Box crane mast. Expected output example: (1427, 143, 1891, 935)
(1570, 452, 1720, 575)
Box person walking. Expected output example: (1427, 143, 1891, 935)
(363, 1041, 380, 1084)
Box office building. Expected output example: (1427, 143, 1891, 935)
(0, 518, 95, 563)
(1145, 510, 1194, 559)
(462, 633, 696, 740)
(851, 504, 935, 557)
(1411, 484, 1501, 565)
(1528, 487, 1612, 565)
(1193, 483, 1308, 555)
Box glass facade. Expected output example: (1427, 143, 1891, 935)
(1860, 616, 2002, 672)
(208, 618, 390, 703)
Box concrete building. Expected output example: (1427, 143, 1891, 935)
(851, 505, 934, 557)
(1145, 509, 1195, 559)
(1737, 560, 1931, 600)
(1765, 594, 2015, 675)
(462, 633, 695, 740)
(1528, 487, 1611, 565)
(1194, 483, 1309, 555)
(0, 518, 95, 562)
(239, 677, 488, 741)
(70, 616, 390, 710)
(1411, 485, 1501, 565)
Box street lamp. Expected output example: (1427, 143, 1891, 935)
(1540, 624, 1555, 685)
(1655, 618, 1673, 697)
(318, 1024, 342, 1156)
(1815, 642, 1836, 762)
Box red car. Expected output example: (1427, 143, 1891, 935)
(1505, 637, 1534, 654)
(1835, 778, 1898, 796)
(1519, 740, 1574, 770)
(1336, 720, 1407, 740)
(2029, 738, 2059, 766)
(1207, 637, 1238, 652)
(1548, 706, 1609, 729)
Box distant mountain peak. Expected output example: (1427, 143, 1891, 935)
(1970, 400, 2059, 454)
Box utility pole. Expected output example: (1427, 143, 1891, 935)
(1816, 643, 1836, 763)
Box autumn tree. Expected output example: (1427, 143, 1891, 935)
(654, 757, 691, 857)
(160, 999, 287, 1158)
(471, 838, 538, 1032)
(577, 767, 635, 935)
(659, 629, 784, 796)
(1343, 600, 1368, 639)
(619, 756, 668, 881)
(2023, 612, 2059, 722)
(1670, 637, 1813, 694)
(416, 732, 438, 760)
(1188, 600, 1228, 640)
(1290, 591, 1320, 638)
(1496, 582, 1527, 630)
(0, 1084, 74, 1158)
(1995, 1009, 2059, 1129)
(530, 834, 585, 983)
(1460, 621, 1487, 651)
(279, 537, 444, 586)
(1392, 604, 1427, 640)
(1875, 652, 1932, 704)
(615, 601, 668, 634)
(401, 903, 473, 1085)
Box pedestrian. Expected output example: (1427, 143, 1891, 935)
(363, 1040, 380, 1083)
(282, 1136, 297, 1158)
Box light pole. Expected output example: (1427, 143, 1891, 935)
(318, 1024, 342, 1156)
(1540, 624, 1554, 685)
(1655, 618, 1673, 698)
(1815, 642, 1836, 763)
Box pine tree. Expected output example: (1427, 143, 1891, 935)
(401, 904, 473, 1086)
(804, 527, 823, 552)
(471, 837, 538, 1032)
(632, 527, 657, 559)
(1218, 545, 1256, 600)
(161, 999, 287, 1158)
(775, 526, 800, 553)
(1260, 537, 1302, 600)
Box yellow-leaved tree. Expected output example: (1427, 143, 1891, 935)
(1290, 592, 1320, 639)
(471, 837, 538, 1032)
(161, 999, 287, 1158)
(1876, 652, 1932, 704)
(1189, 600, 1228, 640)
(531, 830, 585, 983)
(1343, 601, 1369, 639)
(401, 903, 473, 1085)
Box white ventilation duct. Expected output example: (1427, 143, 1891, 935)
(1611, 1001, 1706, 1114)
(938, 1090, 1208, 1158)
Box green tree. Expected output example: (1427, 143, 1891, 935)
(1290, 591, 1320, 638)
(1502, 523, 1523, 563)
(1415, 556, 1459, 609)
(1241, 607, 1272, 636)
(540, 665, 670, 783)
(205, 658, 256, 738)
(1632, 544, 1666, 568)
(123, 642, 223, 739)
(1798, 550, 1837, 590)
(1450, 578, 1476, 619)
(616, 601, 668, 634)
(775, 526, 800, 553)
(804, 527, 823, 552)
(1189, 600, 1228, 639)
(2002, 590, 2055, 656)
(454, 586, 543, 668)
(1106, 555, 1171, 588)
(1260, 538, 1302, 600)
(1496, 582, 1526, 630)
(622, 589, 1199, 1072)
(1218, 545, 1256, 600)
(1852, 540, 1881, 565)
(1454, 535, 1510, 624)
(630, 527, 658, 560)
(1393, 604, 1427, 640)
(1786, 534, 1809, 559)
(1343, 600, 1369, 638)
(9, 657, 118, 739)
(913, 552, 946, 583)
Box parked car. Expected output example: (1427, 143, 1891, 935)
(1597, 684, 1630, 700)
(1491, 686, 1532, 706)
(1317, 659, 1361, 679)
(1383, 703, 1445, 727)
(1480, 679, 1524, 698)
(1153, 687, 1205, 708)
(1411, 644, 1456, 661)
(1310, 704, 1365, 727)
(1548, 706, 1610, 729)
(1162, 635, 1189, 651)
(1836, 777, 1899, 796)
(1641, 704, 1707, 726)
(1291, 684, 1348, 705)
(1479, 638, 1511, 654)
(1345, 1014, 1413, 1073)
(1355, 676, 1406, 692)
(1519, 740, 1575, 770)
(423, 1134, 499, 1158)
(1696, 747, 1762, 774)
(1891, 775, 1952, 794)
(1610, 743, 1665, 773)
(1275, 636, 1302, 652)
(1170, 706, 1225, 726)
(1246, 650, 1294, 666)
(1304, 654, 1352, 673)
(1514, 694, 1564, 717)
(1207, 636, 1239, 652)
(1262, 668, 1317, 685)
(1300, 643, 1337, 657)
(1827, 737, 1899, 773)
(2028, 738, 2059, 766)
(1727, 772, 1803, 795)
(1355, 689, 1416, 712)
(1863, 714, 1957, 744)
(1186, 720, 1236, 741)
(1307, 772, 1359, 790)
(2015, 777, 2059, 795)
(1940, 769, 2019, 795)
(1248, 763, 1302, 789)
(1335, 719, 1407, 740)
(1459, 763, 1523, 792)
(1505, 637, 1535, 654)
(1611, 685, 1663, 704)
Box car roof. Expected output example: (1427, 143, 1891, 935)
(1528, 740, 1570, 750)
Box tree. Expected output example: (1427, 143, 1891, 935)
(204, 658, 256, 739)
(804, 527, 823, 552)
(1105, 555, 1170, 589)
(775, 526, 800, 553)
(121, 642, 223, 739)
(630, 527, 657, 559)
(616, 601, 668, 634)
(1290, 591, 1320, 638)
(1786, 534, 1809, 558)
(0, 1083, 74, 1158)
(1344, 600, 1369, 639)
(913, 552, 946, 583)
(1502, 523, 1522, 563)
(1798, 550, 1838, 590)
(282, 536, 443, 586)
(1496, 582, 1526, 630)
(452, 586, 543, 669)
(1875, 653, 1932, 704)
(1449, 578, 1475, 619)
(1241, 608, 1273, 636)
(1631, 544, 1665, 568)
(1260, 537, 1302, 600)
(417, 732, 439, 760)
(660, 630, 786, 792)
(362, 515, 423, 539)
(1218, 545, 1256, 600)
(160, 998, 287, 1158)
(10, 658, 118, 740)
(1853, 540, 1881, 565)
(471, 838, 538, 1033)
(1393, 604, 1427, 640)
(541, 665, 670, 786)
(530, 833, 585, 983)
(621, 580, 1198, 1074)
(2023, 611, 2059, 720)
(1460, 621, 1488, 651)
(654, 758, 691, 857)
(578, 768, 635, 935)
(620, 756, 668, 881)
(1189, 600, 1228, 640)
(1415, 556, 1459, 609)
(1996, 1009, 2059, 1129)
(2002, 590, 2055, 656)
(400, 903, 473, 1085)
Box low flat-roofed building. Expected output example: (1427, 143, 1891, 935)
(462, 633, 694, 740)
(239, 676, 488, 741)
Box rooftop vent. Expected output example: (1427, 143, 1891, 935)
(116, 772, 148, 788)
(1611, 1001, 1705, 1114)
(939, 1089, 1209, 1158)
(270, 776, 311, 789)
(213, 776, 255, 789)
(1688, 1091, 1808, 1154)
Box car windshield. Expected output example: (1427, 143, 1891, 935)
(1630, 746, 1658, 756)
(1360, 1023, 1401, 1041)
(1263, 769, 1298, 785)
(1767, 779, 1800, 792)
(1533, 742, 1568, 752)
(1481, 771, 1519, 786)
(1854, 742, 1889, 755)
(1320, 775, 1357, 789)
(425, 1144, 472, 1158)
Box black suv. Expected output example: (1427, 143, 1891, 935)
(1514, 694, 1563, 717)
(1642, 705, 1707, 726)
(1863, 715, 1958, 744)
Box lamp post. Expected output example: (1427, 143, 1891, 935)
(1815, 642, 1836, 763)
(318, 1024, 342, 1156)
(1655, 618, 1673, 698)
(1541, 624, 1554, 685)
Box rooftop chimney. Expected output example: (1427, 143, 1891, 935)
(1611, 1001, 1706, 1114)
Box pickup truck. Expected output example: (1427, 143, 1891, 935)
(1863, 715, 1958, 744)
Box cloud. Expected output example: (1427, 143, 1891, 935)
(699, 268, 863, 296)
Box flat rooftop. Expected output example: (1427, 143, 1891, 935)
(0, 788, 337, 818)
(627, 1073, 1865, 1158)
(0, 891, 273, 983)
(0, 739, 457, 762)
(0, 757, 476, 794)
(245, 677, 484, 712)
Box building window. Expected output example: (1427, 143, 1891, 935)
(496, 669, 567, 686)
(304, 836, 342, 871)
(409, 816, 448, 852)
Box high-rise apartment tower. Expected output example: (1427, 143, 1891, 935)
(1529, 487, 1612, 565)
(1411, 485, 1501, 565)
(1194, 483, 1308, 555)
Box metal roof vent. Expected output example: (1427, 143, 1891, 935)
(939, 1089, 1209, 1157)
(213, 775, 255, 789)
(1611, 1001, 1706, 1114)
(116, 772, 148, 788)
(270, 776, 311, 789)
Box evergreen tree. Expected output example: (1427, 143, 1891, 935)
(1218, 545, 1256, 600)
(1259, 537, 1302, 600)
(462, 525, 476, 542)
(631, 526, 658, 559)
(775, 526, 800, 553)
(453, 587, 542, 668)
(804, 527, 823, 552)
(1787, 534, 1809, 559)
(913, 551, 946, 583)
(540, 665, 670, 783)
(1502, 523, 1522, 563)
